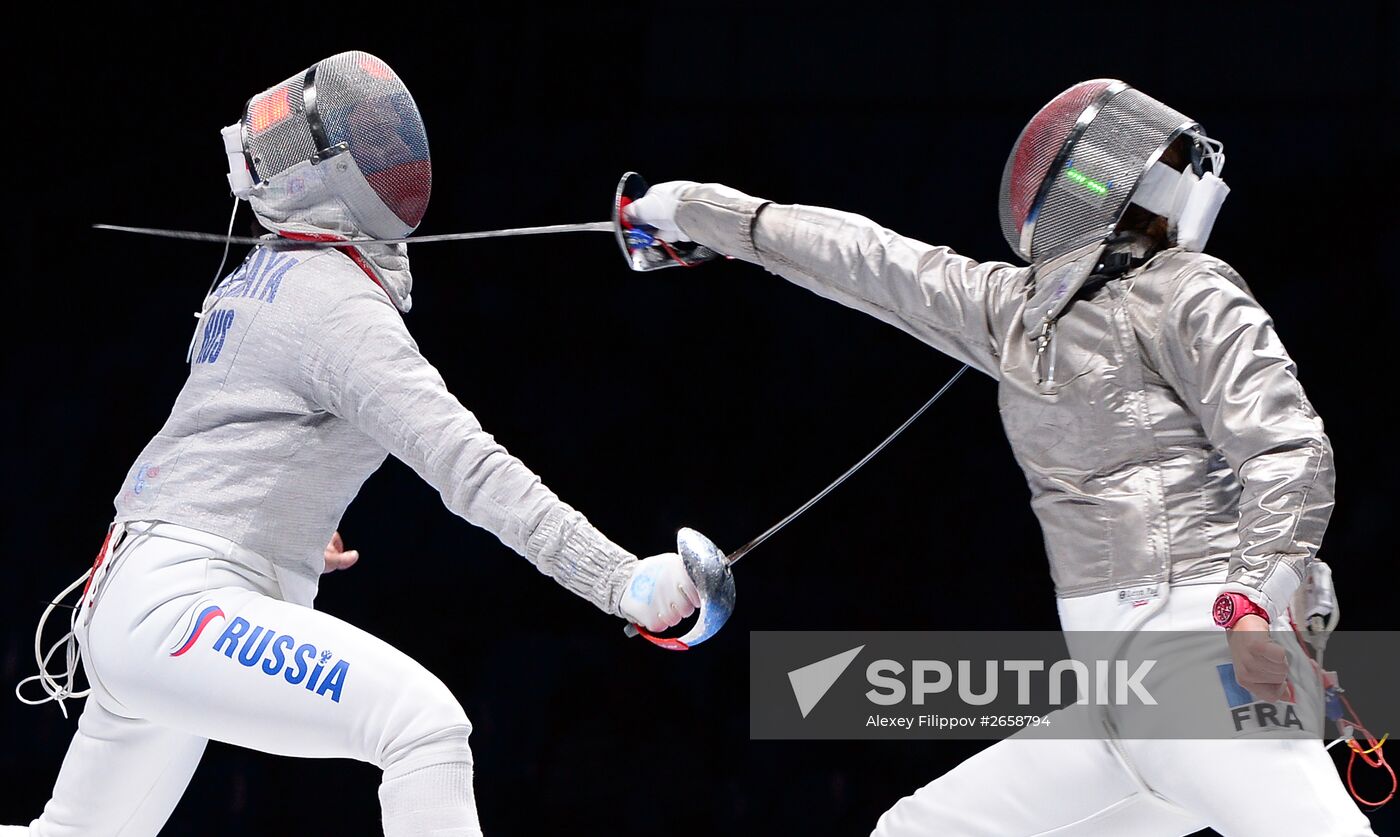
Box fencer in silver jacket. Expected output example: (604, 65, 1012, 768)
(660, 183, 1332, 624)
(622, 80, 1365, 837)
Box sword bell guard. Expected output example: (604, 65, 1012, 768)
(613, 172, 721, 272)
(627, 527, 735, 651)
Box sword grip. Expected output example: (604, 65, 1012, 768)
(618, 528, 732, 652)
(623, 620, 693, 651)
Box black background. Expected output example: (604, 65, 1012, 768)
(4, 5, 1397, 835)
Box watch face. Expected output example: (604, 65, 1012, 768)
(1213, 594, 1236, 627)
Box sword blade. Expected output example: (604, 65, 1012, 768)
(723, 364, 969, 567)
(93, 221, 614, 248)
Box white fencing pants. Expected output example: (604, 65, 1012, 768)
(870, 734, 1373, 837)
(871, 580, 1377, 837)
(20, 522, 481, 836)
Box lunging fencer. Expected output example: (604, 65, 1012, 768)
(624, 79, 1376, 835)
(6, 51, 700, 837)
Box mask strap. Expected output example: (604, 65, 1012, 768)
(1196, 134, 1226, 177)
(222, 123, 255, 199)
(1131, 161, 1190, 218)
(1130, 138, 1231, 253)
(1174, 172, 1230, 252)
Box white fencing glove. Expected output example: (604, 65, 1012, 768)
(1291, 560, 1338, 658)
(622, 181, 698, 242)
(618, 553, 702, 633)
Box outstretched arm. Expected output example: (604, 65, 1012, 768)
(633, 182, 1024, 378)
(301, 287, 695, 627)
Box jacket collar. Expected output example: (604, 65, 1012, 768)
(276, 232, 413, 313)
(1021, 231, 1163, 340)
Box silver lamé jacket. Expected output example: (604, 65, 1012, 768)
(673, 184, 1333, 619)
(113, 241, 636, 613)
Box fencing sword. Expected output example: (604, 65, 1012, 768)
(93, 172, 720, 273)
(96, 169, 971, 650)
(625, 363, 969, 651)
(93, 220, 615, 247)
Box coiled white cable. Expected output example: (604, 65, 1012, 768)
(14, 568, 95, 718)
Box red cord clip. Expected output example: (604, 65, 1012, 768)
(1289, 617, 1395, 809)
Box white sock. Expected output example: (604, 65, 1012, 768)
(379, 762, 481, 837)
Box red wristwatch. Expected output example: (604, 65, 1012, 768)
(1213, 592, 1270, 629)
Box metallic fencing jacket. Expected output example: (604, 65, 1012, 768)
(674, 184, 1333, 619)
(114, 244, 636, 612)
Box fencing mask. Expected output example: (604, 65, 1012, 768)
(999, 80, 1229, 353)
(998, 78, 1228, 266)
(221, 50, 431, 242)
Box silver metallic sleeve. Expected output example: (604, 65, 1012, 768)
(526, 505, 637, 615)
(304, 290, 636, 614)
(1154, 265, 1335, 620)
(675, 183, 1021, 378)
